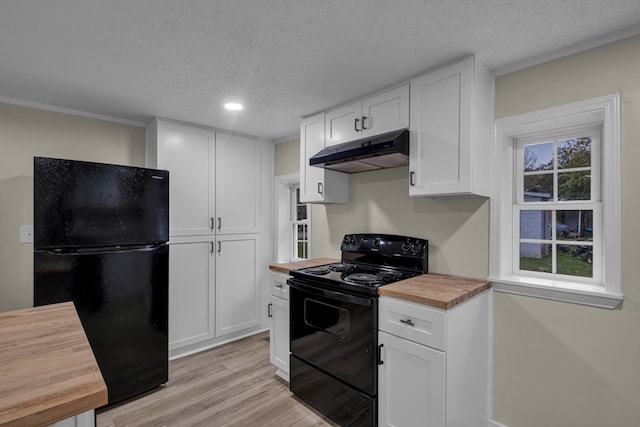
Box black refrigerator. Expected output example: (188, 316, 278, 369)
(33, 156, 169, 406)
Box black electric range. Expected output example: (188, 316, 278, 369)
(288, 233, 428, 426)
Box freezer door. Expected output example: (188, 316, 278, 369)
(34, 244, 169, 406)
(34, 157, 169, 248)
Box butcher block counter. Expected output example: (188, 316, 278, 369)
(269, 258, 338, 274)
(0, 302, 107, 427)
(378, 273, 491, 310)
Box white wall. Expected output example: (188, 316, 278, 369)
(0, 102, 145, 311)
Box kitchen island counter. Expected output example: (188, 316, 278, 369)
(0, 302, 107, 427)
(379, 273, 491, 310)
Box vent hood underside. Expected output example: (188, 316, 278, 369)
(309, 129, 409, 174)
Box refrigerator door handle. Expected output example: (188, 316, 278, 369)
(41, 244, 167, 256)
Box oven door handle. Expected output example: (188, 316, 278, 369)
(288, 280, 373, 307)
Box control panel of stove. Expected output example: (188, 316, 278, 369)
(341, 233, 428, 259)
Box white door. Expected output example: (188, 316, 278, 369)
(157, 122, 215, 236)
(215, 133, 261, 234)
(324, 101, 362, 146)
(269, 295, 290, 377)
(300, 112, 326, 202)
(362, 85, 409, 137)
(168, 237, 215, 350)
(215, 235, 259, 337)
(409, 59, 472, 196)
(378, 331, 446, 427)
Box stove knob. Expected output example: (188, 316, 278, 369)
(401, 240, 411, 252)
(373, 238, 380, 248)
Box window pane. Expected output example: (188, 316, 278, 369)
(297, 204, 307, 220)
(520, 243, 552, 273)
(524, 142, 553, 171)
(558, 171, 591, 201)
(557, 244, 593, 277)
(520, 210, 552, 240)
(557, 210, 593, 241)
(558, 137, 591, 169)
(524, 174, 553, 202)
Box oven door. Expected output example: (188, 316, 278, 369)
(289, 279, 377, 396)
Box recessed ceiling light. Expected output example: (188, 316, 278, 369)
(224, 102, 243, 111)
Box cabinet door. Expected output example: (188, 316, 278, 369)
(300, 113, 349, 204)
(215, 133, 261, 234)
(324, 101, 362, 146)
(269, 295, 290, 379)
(157, 122, 215, 236)
(215, 235, 259, 337)
(168, 237, 215, 350)
(409, 58, 472, 196)
(378, 331, 445, 427)
(362, 85, 409, 137)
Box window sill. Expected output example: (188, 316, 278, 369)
(488, 275, 623, 309)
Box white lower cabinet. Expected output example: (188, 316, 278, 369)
(168, 235, 261, 358)
(378, 331, 445, 427)
(268, 271, 290, 381)
(48, 410, 94, 427)
(378, 292, 490, 427)
(168, 237, 214, 351)
(215, 235, 260, 337)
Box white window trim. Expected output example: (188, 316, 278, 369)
(489, 94, 622, 309)
(273, 173, 312, 262)
(290, 183, 310, 261)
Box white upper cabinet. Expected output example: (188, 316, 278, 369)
(299, 112, 349, 204)
(409, 56, 493, 197)
(215, 133, 261, 234)
(154, 120, 215, 236)
(149, 119, 262, 235)
(325, 85, 409, 146)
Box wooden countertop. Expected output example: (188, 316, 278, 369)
(378, 273, 491, 310)
(0, 302, 108, 427)
(269, 258, 339, 274)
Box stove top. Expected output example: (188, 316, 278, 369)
(290, 234, 428, 296)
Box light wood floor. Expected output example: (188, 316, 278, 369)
(96, 331, 338, 427)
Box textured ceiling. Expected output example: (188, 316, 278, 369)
(0, 0, 639, 141)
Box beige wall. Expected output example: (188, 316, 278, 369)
(310, 167, 489, 279)
(493, 35, 640, 426)
(274, 137, 300, 176)
(0, 102, 145, 311)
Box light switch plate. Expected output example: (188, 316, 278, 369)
(20, 225, 33, 244)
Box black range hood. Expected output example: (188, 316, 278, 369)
(309, 129, 409, 174)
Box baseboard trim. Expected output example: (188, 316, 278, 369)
(488, 420, 509, 427)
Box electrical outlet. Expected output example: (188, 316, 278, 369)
(20, 225, 33, 244)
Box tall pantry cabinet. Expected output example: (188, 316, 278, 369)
(146, 119, 272, 358)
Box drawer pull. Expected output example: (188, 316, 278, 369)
(275, 282, 283, 289)
(400, 318, 415, 327)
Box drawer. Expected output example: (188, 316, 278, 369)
(269, 271, 290, 300)
(379, 296, 446, 351)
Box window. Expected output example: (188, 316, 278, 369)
(291, 184, 310, 260)
(490, 95, 621, 308)
(515, 127, 600, 282)
(274, 173, 311, 262)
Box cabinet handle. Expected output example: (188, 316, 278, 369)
(354, 117, 360, 132)
(268, 303, 273, 318)
(378, 344, 384, 365)
(317, 182, 324, 195)
(400, 318, 415, 326)
(210, 241, 214, 254)
(275, 282, 283, 289)
(217, 241, 221, 253)
(217, 217, 222, 231)
(361, 116, 367, 130)
(210, 217, 214, 231)
(409, 171, 415, 186)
